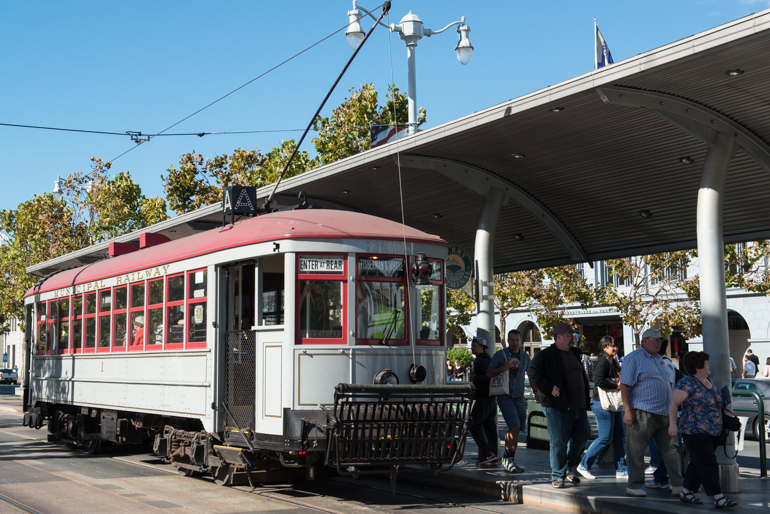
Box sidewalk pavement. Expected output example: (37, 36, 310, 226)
(398, 417, 770, 513)
(0, 392, 23, 414)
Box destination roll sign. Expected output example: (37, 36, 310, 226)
(223, 186, 257, 215)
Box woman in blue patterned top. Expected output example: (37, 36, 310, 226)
(668, 351, 737, 508)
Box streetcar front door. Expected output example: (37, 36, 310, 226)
(220, 262, 256, 439)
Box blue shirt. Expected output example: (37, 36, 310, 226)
(490, 347, 531, 398)
(620, 347, 672, 416)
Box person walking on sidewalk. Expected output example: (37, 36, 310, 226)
(620, 328, 683, 497)
(528, 322, 591, 489)
(743, 355, 757, 378)
(577, 335, 628, 480)
(669, 351, 738, 508)
(468, 337, 498, 467)
(487, 329, 530, 474)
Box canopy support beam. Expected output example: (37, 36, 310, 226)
(400, 155, 588, 263)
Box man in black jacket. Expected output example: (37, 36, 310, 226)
(468, 337, 498, 466)
(528, 322, 591, 488)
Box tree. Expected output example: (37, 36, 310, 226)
(601, 251, 700, 347)
(161, 145, 319, 216)
(527, 265, 596, 340)
(312, 83, 425, 165)
(493, 271, 540, 343)
(446, 287, 475, 340)
(163, 83, 420, 216)
(0, 158, 168, 331)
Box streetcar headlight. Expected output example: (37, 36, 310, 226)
(373, 369, 399, 385)
(409, 364, 427, 384)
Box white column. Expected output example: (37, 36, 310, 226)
(475, 189, 505, 357)
(697, 132, 738, 490)
(407, 44, 418, 135)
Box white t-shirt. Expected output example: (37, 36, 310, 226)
(744, 360, 757, 376)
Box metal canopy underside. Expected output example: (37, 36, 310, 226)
(28, 9, 770, 277)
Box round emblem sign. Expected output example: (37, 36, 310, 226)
(446, 246, 472, 289)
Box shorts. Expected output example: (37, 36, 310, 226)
(497, 395, 527, 430)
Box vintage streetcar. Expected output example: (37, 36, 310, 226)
(21, 202, 472, 485)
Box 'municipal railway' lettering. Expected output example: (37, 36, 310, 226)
(52, 265, 171, 298)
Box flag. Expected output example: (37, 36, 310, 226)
(595, 25, 614, 69)
(370, 125, 407, 148)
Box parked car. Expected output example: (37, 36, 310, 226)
(0, 368, 18, 385)
(732, 378, 770, 441)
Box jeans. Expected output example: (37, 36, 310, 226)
(626, 409, 683, 489)
(542, 406, 591, 481)
(580, 402, 627, 471)
(497, 395, 527, 431)
(469, 396, 498, 456)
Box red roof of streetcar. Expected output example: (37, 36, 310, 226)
(26, 210, 445, 297)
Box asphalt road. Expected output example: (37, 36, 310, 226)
(0, 405, 555, 514)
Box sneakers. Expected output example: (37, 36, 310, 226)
(552, 479, 565, 488)
(576, 464, 596, 480)
(565, 471, 581, 484)
(626, 487, 647, 497)
(644, 466, 657, 475)
(501, 457, 525, 473)
(616, 469, 629, 479)
(645, 480, 672, 492)
(475, 451, 498, 467)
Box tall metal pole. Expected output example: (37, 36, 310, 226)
(407, 43, 418, 135)
(475, 189, 505, 357)
(697, 132, 738, 491)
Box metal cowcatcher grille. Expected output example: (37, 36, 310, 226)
(224, 331, 256, 434)
(325, 384, 474, 474)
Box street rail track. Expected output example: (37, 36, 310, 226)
(0, 493, 44, 514)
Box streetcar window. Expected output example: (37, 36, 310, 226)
(129, 311, 145, 349)
(113, 286, 127, 351)
(130, 282, 145, 308)
(98, 289, 112, 351)
(48, 300, 59, 354)
(355, 256, 407, 346)
(416, 260, 443, 346)
(59, 298, 70, 354)
(261, 254, 284, 326)
(147, 279, 164, 349)
(297, 255, 346, 344)
(298, 280, 344, 340)
(166, 273, 185, 349)
(189, 270, 207, 299)
(72, 295, 83, 353)
(84, 292, 97, 351)
(187, 268, 207, 349)
(36, 302, 46, 354)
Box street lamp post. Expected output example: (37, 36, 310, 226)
(346, 1, 474, 135)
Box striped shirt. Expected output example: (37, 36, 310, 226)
(620, 347, 672, 416)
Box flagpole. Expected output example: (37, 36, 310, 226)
(594, 18, 598, 70)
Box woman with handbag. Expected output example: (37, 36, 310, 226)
(668, 351, 738, 508)
(577, 336, 628, 480)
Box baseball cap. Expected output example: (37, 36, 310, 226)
(641, 327, 663, 339)
(471, 336, 488, 348)
(553, 322, 576, 336)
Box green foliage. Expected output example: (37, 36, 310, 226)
(312, 84, 425, 166)
(0, 158, 168, 332)
(161, 145, 318, 216)
(602, 251, 700, 347)
(446, 287, 475, 339)
(447, 346, 473, 369)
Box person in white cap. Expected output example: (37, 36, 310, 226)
(620, 327, 683, 497)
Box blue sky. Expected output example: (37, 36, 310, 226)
(1, 0, 767, 214)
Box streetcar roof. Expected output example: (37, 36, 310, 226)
(25, 210, 445, 298)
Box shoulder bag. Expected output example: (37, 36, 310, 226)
(598, 380, 623, 412)
(489, 349, 510, 397)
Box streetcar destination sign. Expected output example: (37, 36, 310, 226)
(299, 257, 344, 274)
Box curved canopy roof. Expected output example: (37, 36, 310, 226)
(28, 8, 770, 277)
(26, 210, 444, 296)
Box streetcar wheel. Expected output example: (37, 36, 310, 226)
(212, 465, 234, 486)
(86, 439, 102, 454)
